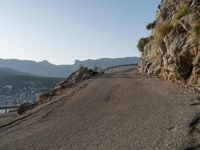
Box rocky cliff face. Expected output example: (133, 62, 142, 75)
(139, 0, 200, 89)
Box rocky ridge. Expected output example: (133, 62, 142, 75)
(37, 66, 100, 104)
(139, 0, 200, 91)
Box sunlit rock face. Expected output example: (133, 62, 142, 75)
(139, 0, 200, 88)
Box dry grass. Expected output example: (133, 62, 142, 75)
(192, 23, 200, 39)
(171, 4, 189, 26)
(154, 23, 173, 42)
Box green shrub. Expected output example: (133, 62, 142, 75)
(79, 65, 88, 72)
(154, 23, 173, 42)
(18, 102, 35, 115)
(146, 21, 156, 30)
(137, 37, 150, 52)
(171, 4, 189, 26)
(82, 65, 103, 75)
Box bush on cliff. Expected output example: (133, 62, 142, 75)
(146, 21, 156, 30)
(137, 37, 150, 52)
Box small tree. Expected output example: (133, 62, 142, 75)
(137, 37, 150, 52)
(146, 21, 156, 30)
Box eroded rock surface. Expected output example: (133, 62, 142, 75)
(139, 0, 200, 90)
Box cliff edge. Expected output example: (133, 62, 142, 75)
(139, 0, 200, 90)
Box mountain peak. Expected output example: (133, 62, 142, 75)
(39, 60, 51, 65)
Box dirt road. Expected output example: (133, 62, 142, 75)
(0, 66, 199, 150)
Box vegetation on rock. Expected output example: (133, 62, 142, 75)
(137, 37, 150, 52)
(192, 23, 200, 39)
(154, 23, 173, 42)
(146, 21, 156, 30)
(171, 4, 189, 26)
(18, 102, 36, 115)
(139, 0, 200, 90)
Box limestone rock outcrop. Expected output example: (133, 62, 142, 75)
(139, 0, 200, 88)
(37, 66, 100, 104)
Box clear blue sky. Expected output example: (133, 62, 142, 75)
(0, 0, 160, 64)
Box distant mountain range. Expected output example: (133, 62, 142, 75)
(0, 57, 139, 78)
(0, 59, 73, 78)
(0, 68, 35, 77)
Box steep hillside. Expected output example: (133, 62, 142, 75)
(0, 68, 35, 77)
(139, 0, 200, 89)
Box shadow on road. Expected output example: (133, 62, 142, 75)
(92, 75, 149, 79)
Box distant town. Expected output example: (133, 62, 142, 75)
(0, 75, 62, 106)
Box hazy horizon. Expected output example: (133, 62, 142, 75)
(0, 56, 139, 65)
(0, 0, 160, 64)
